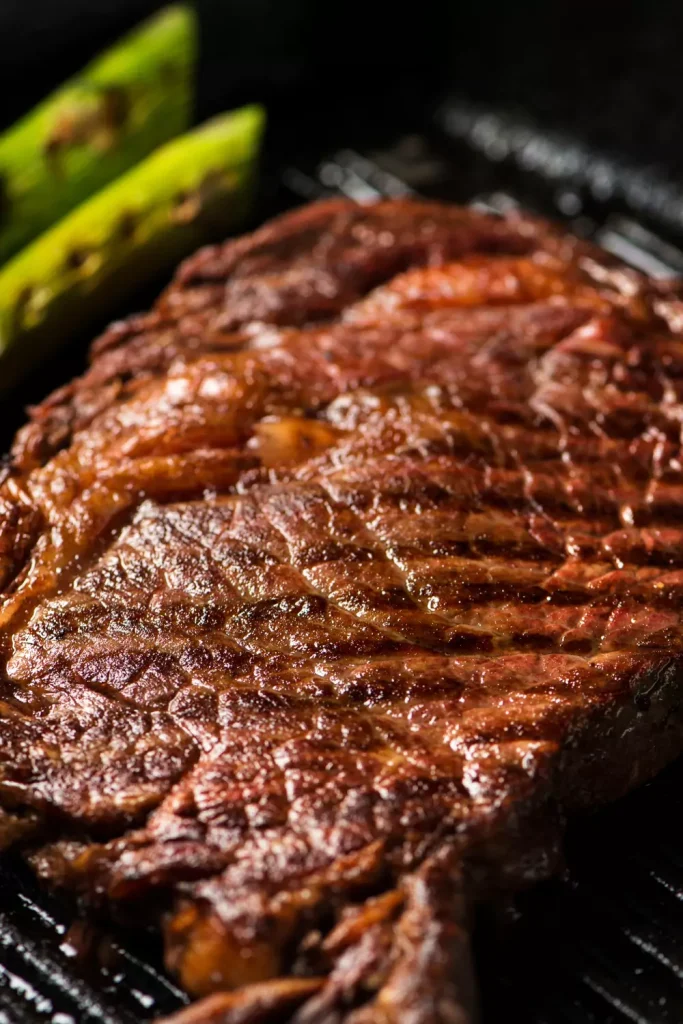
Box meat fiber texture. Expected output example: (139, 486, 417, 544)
(2, 198, 683, 1023)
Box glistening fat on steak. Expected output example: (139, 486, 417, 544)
(2, 199, 683, 1024)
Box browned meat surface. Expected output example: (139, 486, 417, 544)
(3, 198, 683, 1023)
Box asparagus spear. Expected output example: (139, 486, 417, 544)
(0, 3, 198, 265)
(0, 104, 265, 387)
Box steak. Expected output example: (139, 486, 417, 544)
(3, 198, 683, 1024)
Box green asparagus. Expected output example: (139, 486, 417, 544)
(0, 105, 265, 387)
(0, 4, 198, 265)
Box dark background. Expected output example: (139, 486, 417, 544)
(2, 1, 683, 175)
(0, 0, 453, 132)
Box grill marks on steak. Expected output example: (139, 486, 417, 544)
(3, 200, 683, 1022)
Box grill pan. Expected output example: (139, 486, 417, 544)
(3, 109, 683, 1024)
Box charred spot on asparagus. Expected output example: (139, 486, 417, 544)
(101, 87, 130, 134)
(117, 211, 138, 241)
(65, 248, 92, 272)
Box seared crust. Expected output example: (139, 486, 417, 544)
(3, 199, 683, 1023)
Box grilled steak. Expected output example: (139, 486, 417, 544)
(3, 198, 683, 1024)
